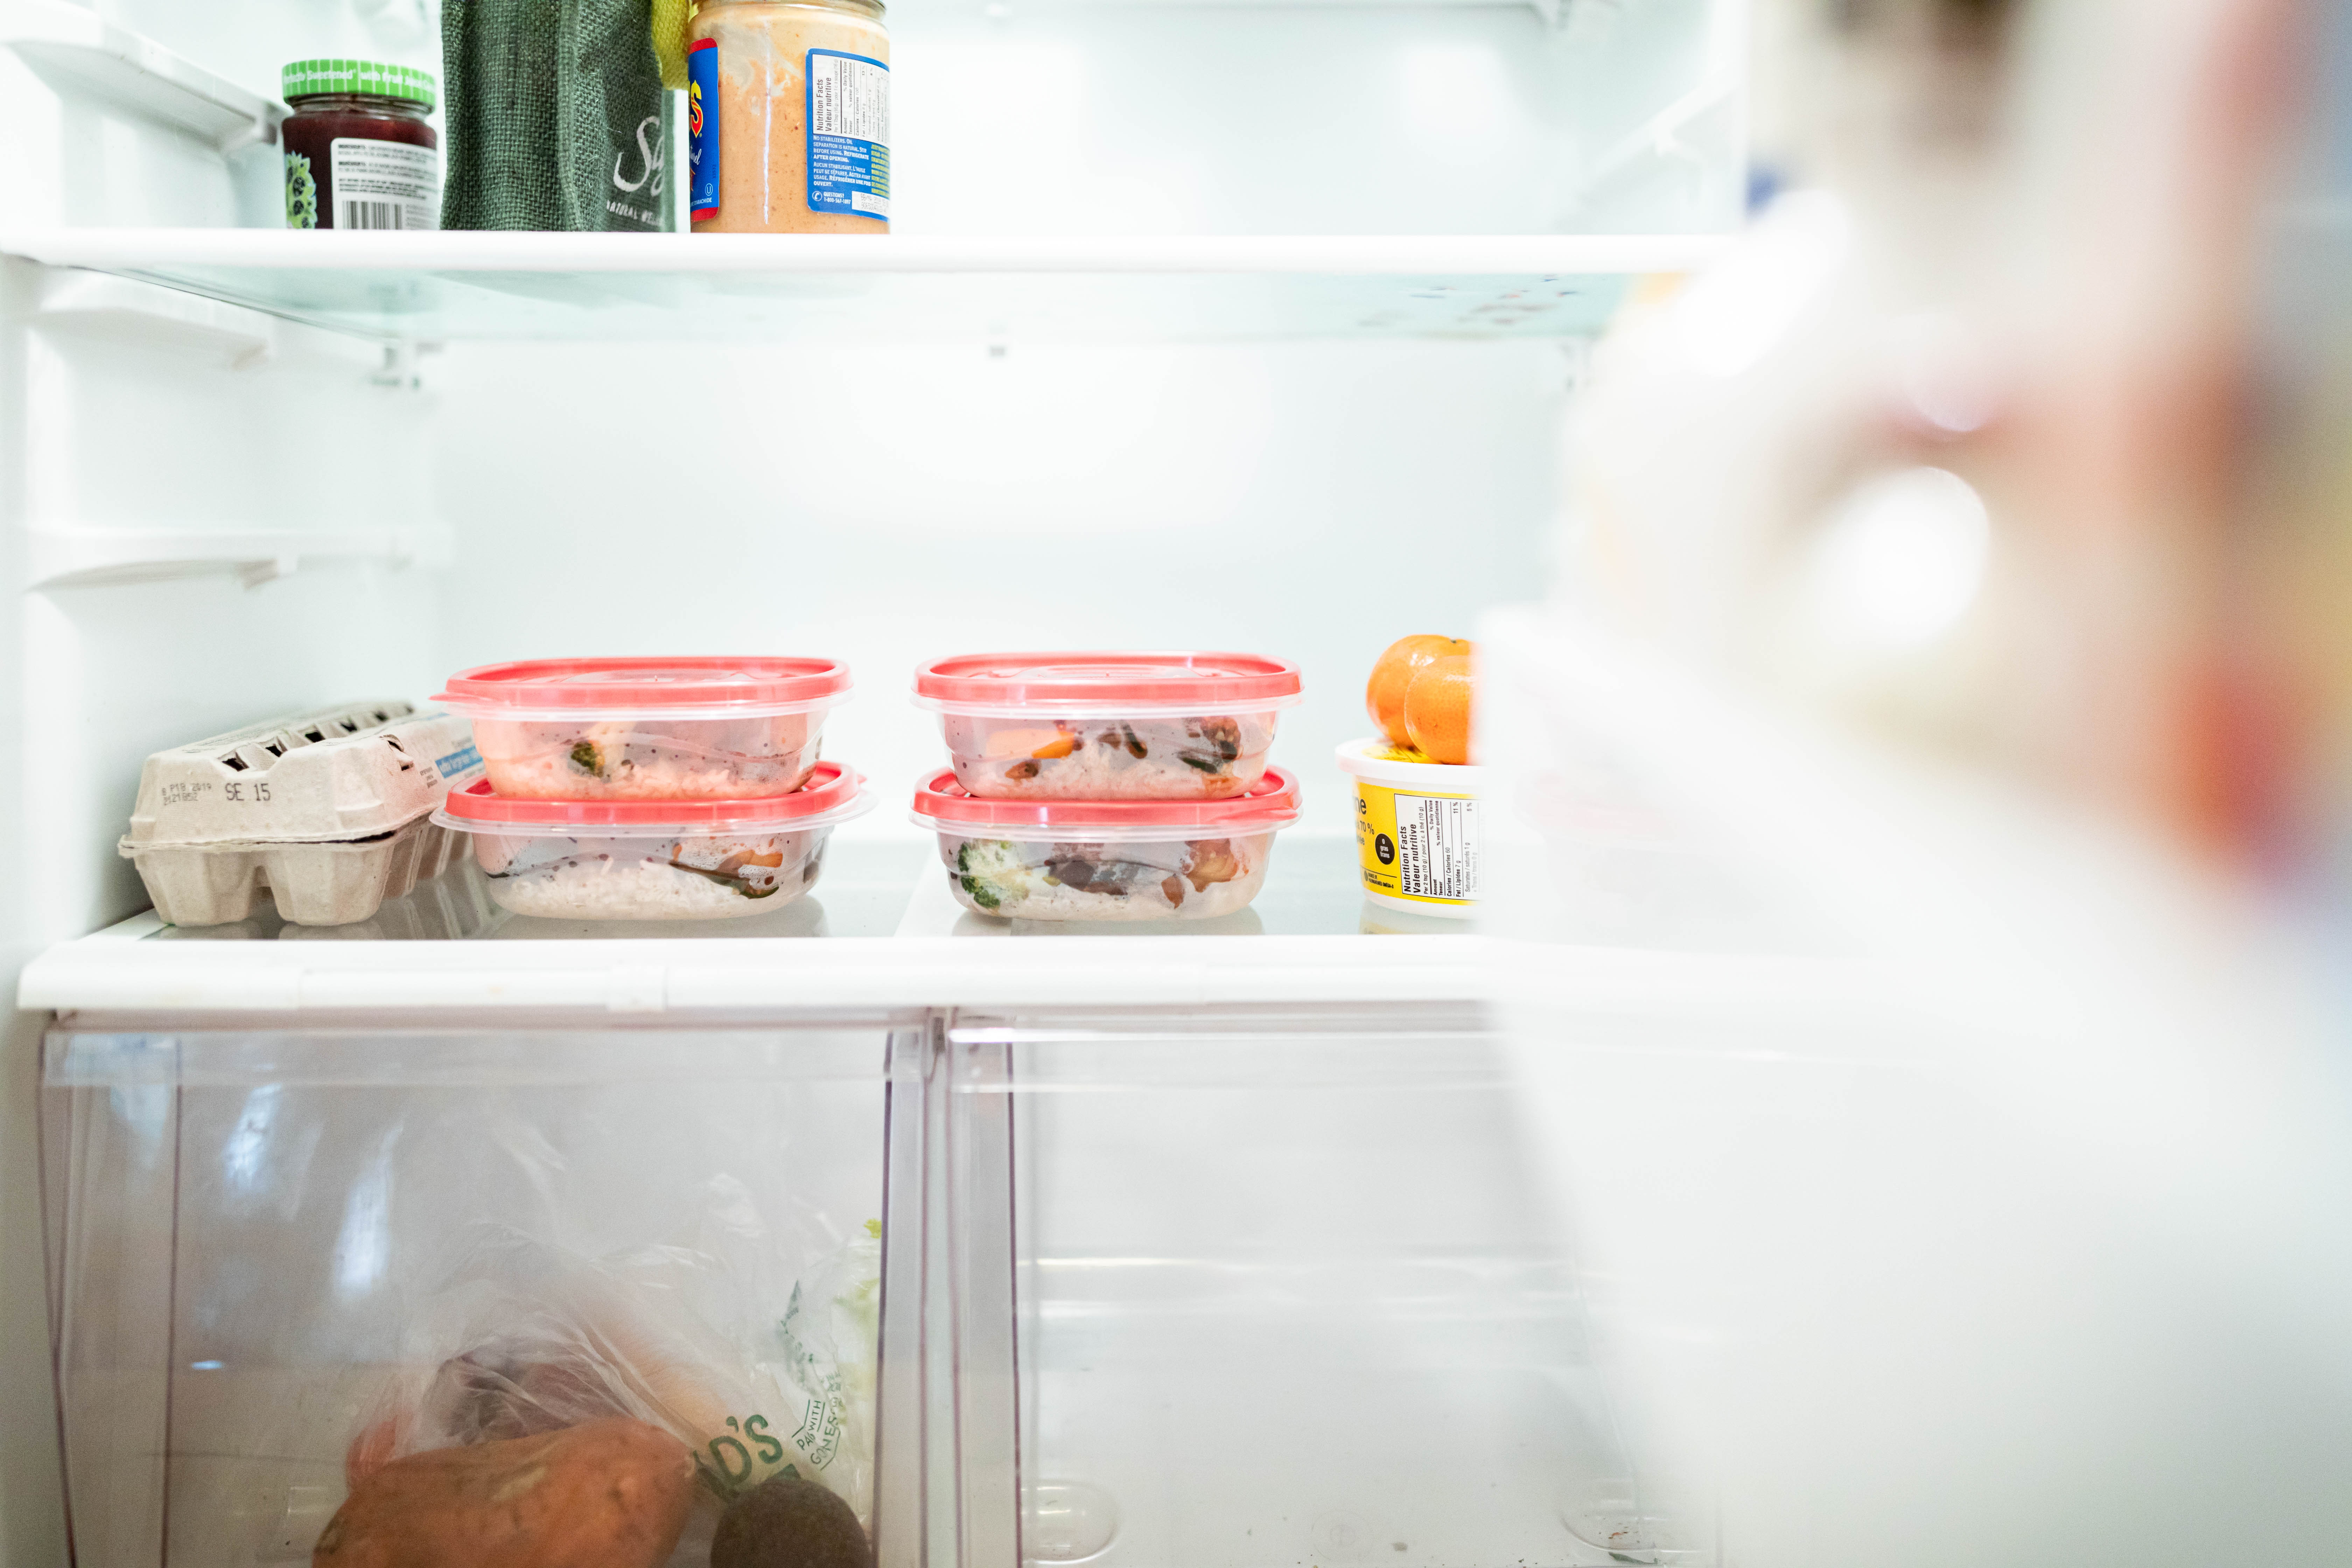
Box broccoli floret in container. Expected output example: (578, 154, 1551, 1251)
(956, 839, 1033, 910)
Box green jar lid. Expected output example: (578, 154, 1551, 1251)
(281, 58, 437, 110)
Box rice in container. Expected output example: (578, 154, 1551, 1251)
(436, 656, 851, 801)
(912, 651, 1303, 801)
(912, 766, 1300, 922)
(436, 762, 872, 920)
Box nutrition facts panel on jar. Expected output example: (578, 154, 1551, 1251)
(806, 48, 891, 219)
(1396, 793, 1479, 901)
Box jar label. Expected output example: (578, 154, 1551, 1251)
(285, 150, 319, 229)
(805, 49, 890, 221)
(328, 138, 439, 230)
(688, 38, 719, 221)
(1354, 780, 1479, 904)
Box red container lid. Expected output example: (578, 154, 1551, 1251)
(439, 763, 868, 834)
(910, 766, 1301, 834)
(437, 657, 851, 717)
(912, 652, 1303, 714)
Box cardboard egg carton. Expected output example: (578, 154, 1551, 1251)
(118, 701, 486, 926)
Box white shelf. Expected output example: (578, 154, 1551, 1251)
(31, 268, 279, 361)
(0, 0, 281, 152)
(27, 526, 446, 589)
(21, 926, 1496, 1014)
(0, 230, 1730, 345)
(22, 836, 1496, 1013)
(20, 909, 1838, 1018)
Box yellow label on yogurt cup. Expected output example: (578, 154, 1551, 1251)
(1338, 739, 1481, 912)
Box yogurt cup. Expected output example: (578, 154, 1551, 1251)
(912, 766, 1301, 922)
(436, 762, 872, 920)
(436, 657, 850, 801)
(913, 652, 1303, 801)
(1336, 739, 1482, 919)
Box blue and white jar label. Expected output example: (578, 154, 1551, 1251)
(805, 49, 889, 221)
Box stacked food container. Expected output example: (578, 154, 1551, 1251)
(908, 653, 1305, 922)
(431, 657, 868, 919)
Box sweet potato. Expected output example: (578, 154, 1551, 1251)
(313, 1416, 695, 1568)
(343, 1416, 404, 1492)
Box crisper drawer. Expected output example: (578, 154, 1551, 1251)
(39, 1022, 927, 1568)
(942, 1006, 1695, 1568)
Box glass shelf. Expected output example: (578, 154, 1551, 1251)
(20, 836, 1491, 1014)
(0, 230, 1728, 344)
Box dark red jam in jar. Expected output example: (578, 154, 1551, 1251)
(281, 59, 440, 230)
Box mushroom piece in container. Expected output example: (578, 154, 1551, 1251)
(436, 657, 852, 801)
(912, 766, 1300, 922)
(912, 652, 1303, 801)
(436, 763, 872, 919)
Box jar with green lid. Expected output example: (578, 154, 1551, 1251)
(281, 59, 440, 230)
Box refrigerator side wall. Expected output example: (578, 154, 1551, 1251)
(1, 8, 445, 1561)
(0, 254, 66, 1568)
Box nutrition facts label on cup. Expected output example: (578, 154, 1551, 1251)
(1395, 793, 1479, 901)
(806, 49, 891, 220)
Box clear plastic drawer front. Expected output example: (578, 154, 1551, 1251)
(938, 1006, 1706, 1568)
(40, 1024, 926, 1568)
(42, 1008, 1690, 1568)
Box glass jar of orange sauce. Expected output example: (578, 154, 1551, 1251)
(687, 0, 889, 233)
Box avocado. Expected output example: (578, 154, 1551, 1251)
(711, 1475, 869, 1568)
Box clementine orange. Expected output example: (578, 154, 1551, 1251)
(1402, 654, 1476, 764)
(1366, 635, 1471, 747)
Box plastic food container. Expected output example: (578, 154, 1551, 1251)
(913, 652, 1303, 801)
(1336, 738, 1481, 919)
(912, 766, 1300, 922)
(435, 657, 851, 801)
(435, 762, 872, 920)
(118, 700, 485, 926)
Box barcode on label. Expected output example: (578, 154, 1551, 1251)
(328, 138, 440, 229)
(338, 200, 417, 230)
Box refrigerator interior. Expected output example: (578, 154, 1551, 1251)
(1, 0, 1748, 1563)
(0, 0, 1744, 940)
(13, 5, 2342, 1565)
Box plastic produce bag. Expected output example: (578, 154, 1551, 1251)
(350, 1218, 880, 1532)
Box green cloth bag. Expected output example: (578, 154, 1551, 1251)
(441, 0, 670, 231)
